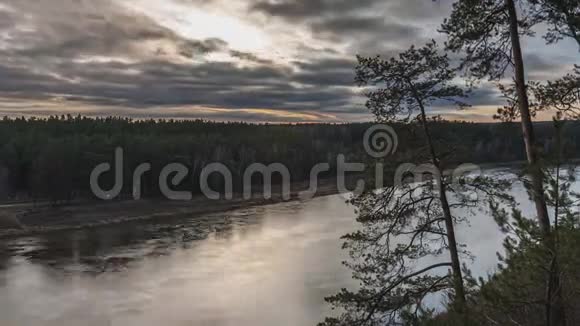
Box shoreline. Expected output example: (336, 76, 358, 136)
(1, 161, 572, 239)
(0, 177, 359, 239)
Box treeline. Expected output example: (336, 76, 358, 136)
(0, 115, 579, 202)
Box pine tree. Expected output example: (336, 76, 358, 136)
(475, 118, 580, 325)
(319, 41, 509, 325)
(529, 0, 580, 46)
(440, 1, 575, 323)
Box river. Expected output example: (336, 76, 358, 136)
(0, 172, 571, 326)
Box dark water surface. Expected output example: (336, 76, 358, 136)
(0, 178, 541, 326)
(0, 196, 361, 326)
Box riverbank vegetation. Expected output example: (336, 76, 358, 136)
(1, 116, 580, 204)
(320, 0, 579, 325)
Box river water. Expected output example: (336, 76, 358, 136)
(0, 173, 567, 326)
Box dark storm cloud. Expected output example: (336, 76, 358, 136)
(2, 1, 234, 63)
(179, 38, 229, 57)
(526, 53, 560, 73)
(523, 53, 577, 80)
(384, 0, 454, 20)
(465, 86, 505, 107)
(229, 50, 274, 65)
(250, 0, 452, 44)
(249, 0, 450, 23)
(312, 16, 388, 33)
(0, 55, 360, 115)
(311, 16, 421, 41)
(0, 0, 576, 122)
(0, 0, 371, 120)
(251, 0, 430, 54)
(250, 0, 378, 20)
(292, 58, 357, 87)
(4, 1, 175, 58)
(0, 8, 17, 30)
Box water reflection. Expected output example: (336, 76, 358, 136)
(1, 172, 557, 326)
(0, 196, 358, 326)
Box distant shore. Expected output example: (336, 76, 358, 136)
(1, 161, 572, 239)
(0, 176, 362, 238)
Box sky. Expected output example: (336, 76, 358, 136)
(0, 0, 577, 123)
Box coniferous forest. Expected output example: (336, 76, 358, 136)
(1, 115, 580, 203)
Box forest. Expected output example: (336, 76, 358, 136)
(1, 115, 580, 203)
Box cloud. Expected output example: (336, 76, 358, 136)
(311, 16, 421, 40)
(0, 0, 576, 122)
(250, 0, 378, 20)
(524, 53, 578, 80)
(249, 0, 430, 54)
(229, 50, 274, 65)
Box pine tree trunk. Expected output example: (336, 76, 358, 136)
(438, 179, 467, 312)
(415, 98, 466, 311)
(505, 0, 551, 236)
(505, 0, 565, 324)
